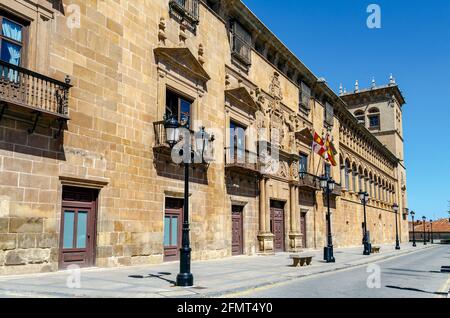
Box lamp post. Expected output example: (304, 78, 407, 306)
(393, 203, 400, 250)
(320, 175, 336, 263)
(422, 216, 427, 245)
(359, 191, 371, 255)
(429, 219, 433, 244)
(164, 116, 212, 287)
(410, 211, 416, 247)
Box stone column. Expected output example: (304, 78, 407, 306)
(289, 184, 302, 252)
(258, 177, 274, 254)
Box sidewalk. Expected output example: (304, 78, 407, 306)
(0, 243, 437, 298)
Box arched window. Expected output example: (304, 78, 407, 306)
(368, 108, 380, 128)
(354, 110, 365, 125)
(352, 163, 358, 192)
(345, 160, 350, 190)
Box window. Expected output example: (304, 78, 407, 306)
(352, 166, 357, 192)
(344, 161, 350, 189)
(166, 89, 192, 129)
(324, 163, 331, 179)
(325, 102, 334, 127)
(300, 82, 311, 112)
(0, 14, 25, 82)
(299, 154, 308, 175)
(368, 108, 380, 128)
(230, 121, 246, 162)
(354, 110, 365, 125)
(169, 0, 199, 22)
(231, 20, 252, 66)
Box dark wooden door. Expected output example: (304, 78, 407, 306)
(270, 202, 285, 252)
(164, 198, 184, 262)
(232, 205, 244, 256)
(301, 212, 307, 248)
(60, 187, 98, 269)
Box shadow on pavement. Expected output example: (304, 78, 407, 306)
(386, 285, 448, 296)
(128, 272, 176, 285)
(386, 268, 444, 274)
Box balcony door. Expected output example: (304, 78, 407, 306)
(59, 187, 98, 269)
(230, 121, 246, 163)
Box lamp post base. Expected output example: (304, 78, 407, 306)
(176, 273, 194, 287)
(363, 242, 371, 255)
(412, 242, 416, 247)
(324, 246, 335, 263)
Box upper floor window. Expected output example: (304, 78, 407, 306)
(354, 110, 365, 125)
(169, 0, 199, 31)
(299, 154, 308, 175)
(324, 163, 331, 179)
(1, 14, 26, 82)
(230, 20, 252, 66)
(299, 82, 311, 112)
(166, 89, 192, 129)
(368, 108, 380, 128)
(230, 121, 246, 162)
(324, 102, 334, 127)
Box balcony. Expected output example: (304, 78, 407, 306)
(169, 0, 199, 29)
(225, 147, 261, 176)
(0, 60, 71, 135)
(231, 35, 252, 67)
(298, 173, 320, 191)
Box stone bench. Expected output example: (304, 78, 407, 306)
(290, 254, 314, 267)
(371, 246, 381, 254)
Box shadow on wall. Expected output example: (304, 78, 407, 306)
(0, 117, 66, 161)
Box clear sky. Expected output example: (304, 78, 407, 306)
(243, 0, 450, 220)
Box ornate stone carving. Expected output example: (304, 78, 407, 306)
(158, 18, 167, 45)
(269, 72, 283, 101)
(198, 44, 205, 66)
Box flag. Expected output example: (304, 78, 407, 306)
(312, 132, 327, 159)
(325, 135, 338, 166)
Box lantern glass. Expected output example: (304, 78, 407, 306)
(328, 178, 335, 191)
(422, 216, 426, 221)
(410, 211, 415, 217)
(195, 127, 207, 156)
(164, 116, 180, 148)
(320, 176, 328, 189)
(359, 191, 365, 202)
(393, 204, 399, 213)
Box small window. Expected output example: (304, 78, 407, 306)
(299, 154, 308, 174)
(369, 115, 380, 128)
(354, 110, 365, 124)
(300, 82, 311, 112)
(325, 102, 334, 127)
(231, 20, 252, 66)
(166, 89, 192, 128)
(324, 163, 331, 179)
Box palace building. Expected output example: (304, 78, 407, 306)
(0, 0, 408, 274)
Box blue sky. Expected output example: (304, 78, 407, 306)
(243, 0, 450, 220)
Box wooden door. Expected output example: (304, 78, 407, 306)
(60, 187, 98, 269)
(301, 212, 307, 248)
(231, 205, 244, 256)
(164, 198, 184, 262)
(270, 201, 285, 252)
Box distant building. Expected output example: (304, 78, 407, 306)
(409, 219, 450, 242)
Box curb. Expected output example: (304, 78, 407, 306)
(201, 245, 440, 298)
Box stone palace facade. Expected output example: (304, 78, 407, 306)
(0, 0, 409, 274)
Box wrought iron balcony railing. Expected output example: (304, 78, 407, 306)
(169, 0, 199, 24)
(0, 60, 71, 119)
(225, 147, 260, 174)
(298, 172, 320, 190)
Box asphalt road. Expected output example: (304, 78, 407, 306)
(234, 245, 450, 298)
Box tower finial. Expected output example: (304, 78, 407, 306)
(389, 74, 396, 85)
(371, 77, 376, 88)
(355, 80, 359, 93)
(339, 83, 343, 96)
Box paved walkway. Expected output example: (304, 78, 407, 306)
(0, 243, 438, 298)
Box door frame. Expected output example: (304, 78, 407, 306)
(59, 187, 99, 269)
(270, 200, 285, 252)
(231, 205, 244, 256)
(163, 198, 184, 262)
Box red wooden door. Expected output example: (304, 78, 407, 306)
(270, 202, 285, 252)
(232, 205, 244, 256)
(301, 212, 307, 248)
(164, 199, 184, 262)
(60, 187, 98, 269)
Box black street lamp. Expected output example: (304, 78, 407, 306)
(393, 203, 400, 250)
(429, 219, 433, 244)
(358, 191, 371, 255)
(410, 211, 416, 247)
(164, 116, 212, 287)
(320, 175, 336, 263)
(422, 216, 427, 245)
